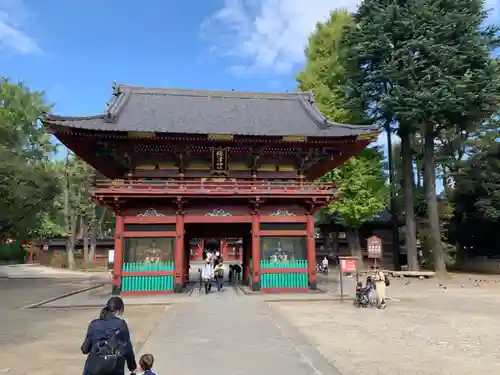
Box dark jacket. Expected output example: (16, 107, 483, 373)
(81, 316, 137, 375)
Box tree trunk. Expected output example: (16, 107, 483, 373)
(98, 207, 107, 239)
(320, 226, 332, 251)
(90, 225, 97, 264)
(401, 132, 419, 271)
(347, 229, 364, 269)
(332, 231, 339, 253)
(423, 123, 447, 275)
(82, 217, 89, 269)
(77, 221, 84, 240)
(67, 213, 77, 270)
(63, 161, 77, 270)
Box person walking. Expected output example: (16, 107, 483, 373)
(205, 250, 213, 263)
(81, 296, 137, 375)
(213, 259, 225, 291)
(321, 256, 329, 273)
(374, 267, 388, 309)
(201, 259, 214, 294)
(138, 353, 157, 375)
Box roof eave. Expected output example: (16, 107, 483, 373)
(298, 93, 381, 137)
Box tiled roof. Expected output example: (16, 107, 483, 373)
(43, 84, 380, 138)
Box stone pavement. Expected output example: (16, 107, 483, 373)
(0, 264, 108, 280)
(139, 287, 339, 375)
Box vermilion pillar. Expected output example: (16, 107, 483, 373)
(243, 234, 251, 285)
(306, 213, 317, 289)
(174, 214, 185, 293)
(251, 213, 261, 291)
(113, 215, 124, 293)
(198, 239, 204, 260)
(183, 236, 190, 286)
(28, 245, 34, 263)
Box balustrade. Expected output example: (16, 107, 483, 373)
(93, 179, 335, 196)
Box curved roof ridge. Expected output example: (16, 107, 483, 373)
(105, 85, 132, 123)
(45, 114, 106, 121)
(115, 83, 310, 101)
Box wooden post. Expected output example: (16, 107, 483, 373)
(251, 213, 261, 291)
(221, 238, 227, 259)
(113, 215, 124, 294)
(243, 235, 251, 285)
(196, 239, 204, 260)
(174, 213, 185, 293)
(306, 213, 317, 289)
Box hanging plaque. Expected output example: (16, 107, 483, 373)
(211, 147, 229, 175)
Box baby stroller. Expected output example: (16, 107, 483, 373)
(354, 277, 375, 308)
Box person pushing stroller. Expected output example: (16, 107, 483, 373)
(354, 275, 376, 308)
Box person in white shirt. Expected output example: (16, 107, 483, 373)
(322, 256, 329, 269)
(374, 267, 388, 308)
(201, 259, 214, 294)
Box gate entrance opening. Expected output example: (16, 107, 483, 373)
(184, 223, 252, 287)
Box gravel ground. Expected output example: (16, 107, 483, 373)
(272, 273, 500, 375)
(0, 279, 168, 375)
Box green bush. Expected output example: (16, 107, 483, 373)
(0, 243, 24, 262)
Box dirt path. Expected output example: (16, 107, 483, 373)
(0, 279, 167, 375)
(272, 274, 500, 375)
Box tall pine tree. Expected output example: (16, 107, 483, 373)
(344, 0, 500, 274)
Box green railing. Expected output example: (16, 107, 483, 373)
(260, 260, 308, 269)
(260, 260, 308, 289)
(121, 261, 175, 292)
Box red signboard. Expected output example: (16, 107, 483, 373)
(367, 236, 382, 259)
(340, 258, 357, 273)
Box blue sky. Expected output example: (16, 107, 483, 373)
(1, 0, 499, 156)
(1, 0, 361, 116)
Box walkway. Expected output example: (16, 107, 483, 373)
(140, 287, 340, 375)
(0, 264, 108, 279)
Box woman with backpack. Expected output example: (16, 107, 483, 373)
(82, 296, 138, 375)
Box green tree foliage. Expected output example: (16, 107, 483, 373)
(341, 0, 421, 271)
(0, 78, 60, 242)
(325, 149, 388, 227)
(343, 0, 500, 274)
(297, 10, 389, 266)
(450, 142, 500, 258)
(296, 10, 364, 124)
(321, 148, 388, 263)
(52, 154, 113, 269)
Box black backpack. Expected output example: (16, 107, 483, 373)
(86, 327, 127, 375)
(384, 275, 390, 287)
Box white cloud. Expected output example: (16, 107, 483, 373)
(202, 0, 500, 76)
(0, 0, 40, 54)
(201, 0, 359, 76)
